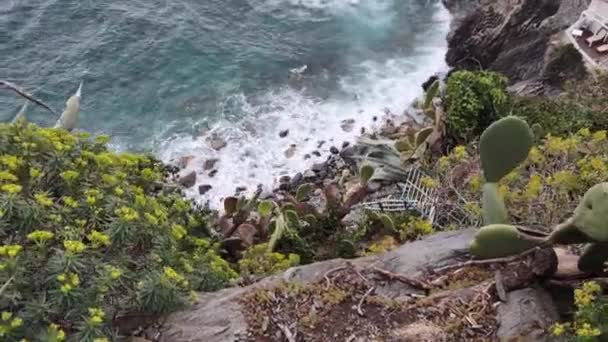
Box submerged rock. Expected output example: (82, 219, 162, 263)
(198, 184, 212, 195)
(203, 158, 219, 171)
(341, 119, 356, 132)
(207, 134, 227, 151)
(279, 129, 289, 138)
(284, 144, 297, 159)
(177, 155, 194, 169)
(177, 171, 196, 188)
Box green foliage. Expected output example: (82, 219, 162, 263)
(550, 281, 607, 341)
(480, 116, 534, 183)
(257, 200, 274, 218)
(514, 73, 608, 137)
(481, 183, 508, 225)
(424, 80, 440, 109)
(238, 243, 300, 276)
(572, 183, 608, 243)
(359, 164, 374, 185)
(295, 183, 312, 202)
(445, 70, 509, 142)
(0, 123, 236, 341)
(469, 224, 542, 259)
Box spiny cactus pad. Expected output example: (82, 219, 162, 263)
(257, 200, 274, 218)
(296, 183, 313, 202)
(415, 127, 434, 147)
(577, 242, 608, 273)
(548, 220, 592, 244)
(480, 116, 534, 182)
(469, 224, 542, 259)
(424, 80, 440, 110)
(573, 183, 608, 242)
(482, 183, 508, 225)
(359, 164, 375, 184)
(378, 213, 396, 232)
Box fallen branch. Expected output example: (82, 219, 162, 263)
(0, 80, 57, 116)
(371, 267, 430, 291)
(324, 265, 348, 287)
(276, 322, 296, 342)
(356, 286, 375, 317)
(433, 247, 542, 274)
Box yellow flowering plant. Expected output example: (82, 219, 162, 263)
(550, 281, 607, 341)
(0, 122, 235, 341)
(431, 129, 608, 229)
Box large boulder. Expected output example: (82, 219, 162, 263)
(444, 0, 590, 85)
(153, 228, 559, 341)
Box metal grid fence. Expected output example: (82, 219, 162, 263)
(355, 167, 478, 229)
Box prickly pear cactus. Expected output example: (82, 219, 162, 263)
(469, 224, 543, 259)
(481, 183, 508, 225)
(572, 183, 608, 242)
(480, 117, 534, 183)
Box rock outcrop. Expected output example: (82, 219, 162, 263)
(154, 229, 559, 342)
(443, 0, 590, 86)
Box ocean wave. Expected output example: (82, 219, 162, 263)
(157, 2, 451, 208)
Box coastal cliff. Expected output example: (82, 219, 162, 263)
(443, 0, 591, 86)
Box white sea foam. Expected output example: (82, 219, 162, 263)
(156, 2, 451, 208)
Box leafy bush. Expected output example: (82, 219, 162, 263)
(444, 70, 509, 143)
(238, 243, 300, 277)
(551, 281, 607, 341)
(515, 73, 608, 137)
(432, 128, 608, 229)
(0, 123, 236, 341)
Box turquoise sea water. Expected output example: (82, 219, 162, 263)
(1, 0, 450, 205)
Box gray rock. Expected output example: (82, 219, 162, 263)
(445, 0, 589, 86)
(235, 186, 246, 193)
(291, 172, 303, 186)
(177, 171, 196, 188)
(198, 184, 212, 195)
(342, 141, 350, 149)
(303, 154, 311, 160)
(208, 169, 218, 178)
(311, 162, 326, 172)
(496, 287, 559, 341)
(340, 119, 356, 132)
(207, 134, 227, 151)
(279, 175, 291, 184)
(284, 144, 297, 159)
(203, 158, 219, 171)
(330, 146, 339, 154)
(158, 229, 476, 342)
(312, 150, 321, 157)
(177, 155, 194, 169)
(317, 140, 326, 148)
(303, 170, 316, 179)
(279, 129, 289, 138)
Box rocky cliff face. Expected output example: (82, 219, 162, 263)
(443, 0, 591, 85)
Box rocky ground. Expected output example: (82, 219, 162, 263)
(147, 229, 560, 341)
(151, 1, 599, 341)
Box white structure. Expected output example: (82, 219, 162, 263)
(568, 0, 608, 67)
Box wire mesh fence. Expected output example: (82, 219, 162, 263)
(354, 167, 479, 229)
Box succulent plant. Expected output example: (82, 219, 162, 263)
(469, 224, 544, 259)
(479, 117, 533, 225)
(471, 178, 608, 272)
(480, 116, 534, 183)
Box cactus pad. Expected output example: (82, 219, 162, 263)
(359, 164, 375, 185)
(578, 242, 608, 273)
(482, 183, 508, 225)
(469, 224, 543, 259)
(257, 200, 274, 218)
(480, 117, 534, 182)
(296, 183, 313, 202)
(378, 213, 396, 232)
(573, 183, 608, 242)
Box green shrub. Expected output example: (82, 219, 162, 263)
(238, 243, 300, 276)
(550, 281, 608, 341)
(433, 128, 608, 229)
(515, 73, 608, 136)
(0, 122, 236, 341)
(445, 70, 509, 142)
